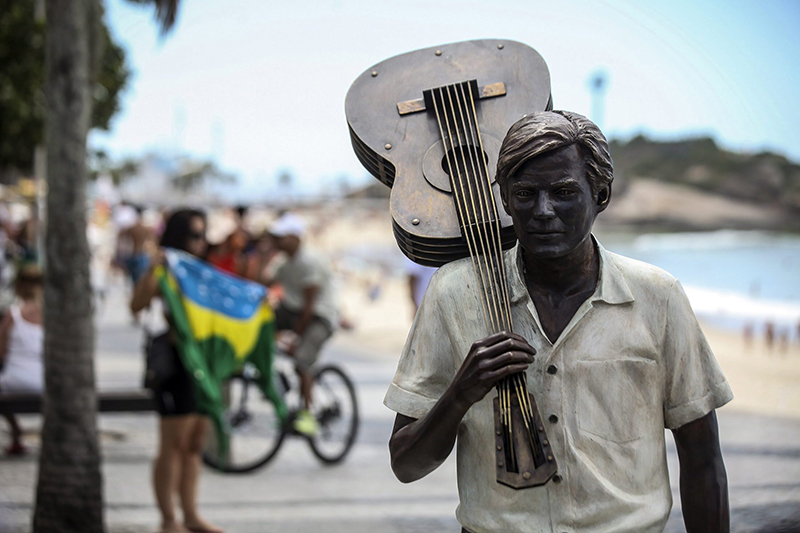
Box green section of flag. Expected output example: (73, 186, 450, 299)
(156, 269, 287, 457)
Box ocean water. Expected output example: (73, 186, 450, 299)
(597, 230, 800, 334)
(340, 230, 800, 335)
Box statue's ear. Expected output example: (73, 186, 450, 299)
(501, 187, 510, 215)
(596, 184, 611, 212)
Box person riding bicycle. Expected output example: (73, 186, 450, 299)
(265, 213, 338, 436)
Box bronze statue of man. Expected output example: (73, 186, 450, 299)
(385, 110, 732, 532)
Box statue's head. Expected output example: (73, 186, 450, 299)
(496, 111, 613, 259)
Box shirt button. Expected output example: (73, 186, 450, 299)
(547, 364, 557, 375)
(553, 474, 562, 483)
(549, 414, 559, 424)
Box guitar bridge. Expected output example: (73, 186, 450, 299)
(397, 81, 506, 116)
(493, 391, 558, 489)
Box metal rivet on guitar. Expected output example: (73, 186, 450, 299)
(497, 43, 504, 49)
(384, 143, 392, 150)
(412, 218, 420, 225)
(371, 71, 378, 77)
(435, 50, 442, 56)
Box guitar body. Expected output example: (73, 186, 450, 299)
(345, 39, 552, 266)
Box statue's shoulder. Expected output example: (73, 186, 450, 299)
(426, 256, 479, 298)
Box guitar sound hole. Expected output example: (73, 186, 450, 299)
(441, 146, 490, 176)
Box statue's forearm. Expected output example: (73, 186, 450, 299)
(679, 455, 729, 532)
(674, 411, 730, 533)
(389, 388, 471, 483)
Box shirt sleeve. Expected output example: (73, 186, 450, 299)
(299, 255, 326, 288)
(383, 272, 460, 419)
(662, 280, 733, 429)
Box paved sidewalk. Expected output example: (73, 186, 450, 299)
(1, 287, 799, 532)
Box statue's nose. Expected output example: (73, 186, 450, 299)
(532, 191, 556, 219)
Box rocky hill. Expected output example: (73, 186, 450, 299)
(609, 136, 800, 213)
(348, 135, 800, 231)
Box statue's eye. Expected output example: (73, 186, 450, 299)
(515, 190, 534, 198)
(555, 188, 575, 198)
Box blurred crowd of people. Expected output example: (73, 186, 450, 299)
(109, 202, 288, 301)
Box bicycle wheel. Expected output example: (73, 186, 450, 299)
(203, 364, 295, 473)
(307, 364, 359, 464)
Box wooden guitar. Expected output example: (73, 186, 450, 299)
(345, 39, 557, 488)
(346, 39, 552, 266)
(345, 39, 558, 489)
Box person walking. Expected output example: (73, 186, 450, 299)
(130, 209, 223, 533)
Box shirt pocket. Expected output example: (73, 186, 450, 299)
(573, 359, 659, 444)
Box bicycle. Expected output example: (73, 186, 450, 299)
(202, 350, 359, 473)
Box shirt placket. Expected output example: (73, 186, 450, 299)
(524, 297, 597, 533)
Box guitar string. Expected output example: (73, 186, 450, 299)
(435, 83, 547, 472)
(455, 86, 521, 398)
(456, 86, 535, 456)
(454, 83, 511, 332)
(451, 83, 510, 332)
(446, 84, 508, 334)
(462, 84, 542, 462)
(439, 84, 518, 467)
(446, 83, 520, 468)
(463, 87, 530, 389)
(432, 88, 501, 334)
(467, 85, 515, 334)
(446, 83, 515, 465)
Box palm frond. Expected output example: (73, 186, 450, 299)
(151, 0, 180, 35)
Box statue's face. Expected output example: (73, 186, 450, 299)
(502, 144, 605, 260)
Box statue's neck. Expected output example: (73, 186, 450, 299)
(522, 236, 599, 296)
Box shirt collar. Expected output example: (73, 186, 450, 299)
(507, 236, 635, 306)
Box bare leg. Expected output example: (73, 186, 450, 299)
(4, 414, 23, 446)
(180, 415, 222, 532)
(154, 416, 193, 532)
(299, 368, 313, 410)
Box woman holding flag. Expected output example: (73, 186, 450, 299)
(131, 209, 223, 533)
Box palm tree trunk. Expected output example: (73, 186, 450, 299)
(33, 0, 103, 531)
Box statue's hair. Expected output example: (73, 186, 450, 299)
(495, 111, 613, 198)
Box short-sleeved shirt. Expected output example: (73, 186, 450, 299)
(384, 239, 733, 533)
(274, 247, 338, 330)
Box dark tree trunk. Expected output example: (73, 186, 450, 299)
(33, 0, 104, 531)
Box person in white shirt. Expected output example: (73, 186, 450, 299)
(386, 111, 732, 533)
(0, 265, 44, 455)
(267, 213, 338, 435)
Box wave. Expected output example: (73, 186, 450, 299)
(684, 284, 800, 329)
(631, 230, 779, 252)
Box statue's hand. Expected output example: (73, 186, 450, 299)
(451, 331, 535, 408)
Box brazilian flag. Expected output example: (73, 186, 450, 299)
(156, 248, 287, 455)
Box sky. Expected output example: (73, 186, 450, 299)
(91, 0, 800, 201)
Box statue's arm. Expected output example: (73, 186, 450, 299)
(672, 410, 730, 533)
(389, 331, 535, 483)
(389, 397, 469, 483)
